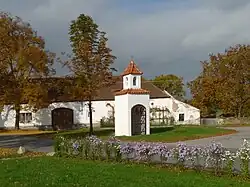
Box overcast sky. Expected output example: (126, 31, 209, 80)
(1, 0, 250, 83)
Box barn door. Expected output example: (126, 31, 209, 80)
(51, 108, 73, 130)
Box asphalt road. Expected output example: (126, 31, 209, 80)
(181, 127, 250, 151)
(0, 134, 54, 152)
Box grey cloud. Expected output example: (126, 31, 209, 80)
(198, 0, 250, 11)
(1, 0, 250, 83)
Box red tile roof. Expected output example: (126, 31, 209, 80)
(115, 88, 150, 96)
(121, 60, 143, 76)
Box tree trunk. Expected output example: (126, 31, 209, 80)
(237, 104, 243, 118)
(15, 106, 20, 130)
(88, 100, 93, 136)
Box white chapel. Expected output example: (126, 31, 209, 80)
(114, 60, 150, 136)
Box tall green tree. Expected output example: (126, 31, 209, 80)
(64, 14, 116, 135)
(188, 44, 250, 117)
(0, 12, 56, 129)
(152, 74, 185, 100)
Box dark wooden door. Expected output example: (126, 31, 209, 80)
(131, 104, 146, 135)
(51, 108, 73, 130)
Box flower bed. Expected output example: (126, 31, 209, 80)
(54, 135, 250, 177)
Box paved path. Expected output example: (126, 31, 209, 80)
(0, 135, 54, 152)
(183, 127, 250, 150)
(0, 127, 249, 153)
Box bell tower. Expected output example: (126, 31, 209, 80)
(114, 59, 150, 136)
(122, 60, 143, 89)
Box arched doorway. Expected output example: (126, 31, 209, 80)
(51, 108, 73, 130)
(131, 104, 146, 135)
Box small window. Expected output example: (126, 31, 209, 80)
(20, 113, 32, 123)
(179, 114, 184, 121)
(133, 77, 136, 86)
(126, 77, 128, 86)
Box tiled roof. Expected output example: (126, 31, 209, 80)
(1, 76, 170, 104)
(121, 60, 143, 76)
(47, 76, 170, 102)
(115, 88, 150, 96)
(94, 76, 170, 100)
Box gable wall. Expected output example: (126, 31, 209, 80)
(150, 98, 200, 124)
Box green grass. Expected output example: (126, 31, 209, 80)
(0, 157, 248, 187)
(50, 126, 236, 143)
(56, 128, 114, 138)
(117, 126, 236, 142)
(34, 128, 114, 139)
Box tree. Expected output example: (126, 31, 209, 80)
(64, 14, 116, 135)
(188, 44, 250, 117)
(188, 75, 219, 117)
(0, 12, 55, 129)
(152, 74, 185, 100)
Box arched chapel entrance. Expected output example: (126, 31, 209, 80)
(131, 104, 146, 135)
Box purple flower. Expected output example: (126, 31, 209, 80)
(148, 143, 169, 157)
(190, 145, 204, 158)
(86, 135, 103, 145)
(72, 142, 79, 150)
(206, 141, 225, 156)
(120, 143, 134, 155)
(175, 142, 190, 162)
(130, 142, 152, 161)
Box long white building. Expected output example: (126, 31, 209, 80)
(0, 60, 200, 129)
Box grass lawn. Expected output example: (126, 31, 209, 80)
(0, 157, 248, 187)
(117, 126, 236, 142)
(54, 126, 236, 143)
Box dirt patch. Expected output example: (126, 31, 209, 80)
(0, 147, 46, 159)
(0, 129, 55, 136)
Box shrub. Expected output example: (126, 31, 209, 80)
(100, 117, 114, 128)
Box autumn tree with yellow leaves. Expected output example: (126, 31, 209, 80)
(188, 44, 250, 118)
(0, 12, 56, 129)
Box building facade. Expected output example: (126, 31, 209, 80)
(0, 61, 200, 129)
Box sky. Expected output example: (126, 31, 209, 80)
(1, 0, 250, 84)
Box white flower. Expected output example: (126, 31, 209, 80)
(236, 139, 250, 161)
